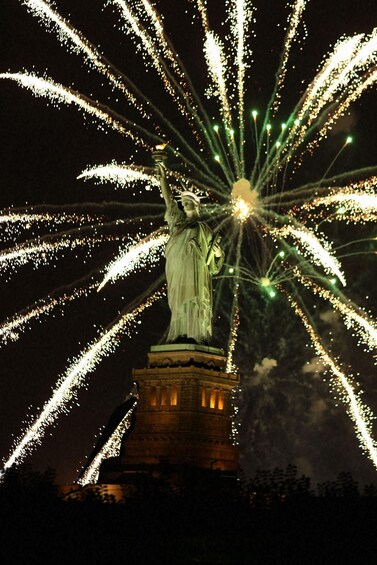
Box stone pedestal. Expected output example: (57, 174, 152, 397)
(120, 344, 239, 471)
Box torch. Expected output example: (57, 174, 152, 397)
(151, 143, 168, 166)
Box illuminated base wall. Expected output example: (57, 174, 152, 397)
(121, 344, 239, 472)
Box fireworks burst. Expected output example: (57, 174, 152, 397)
(2, 0, 377, 482)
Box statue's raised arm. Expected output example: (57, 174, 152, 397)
(152, 146, 174, 212)
(155, 162, 174, 212)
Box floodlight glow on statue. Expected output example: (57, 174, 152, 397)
(2, 0, 377, 482)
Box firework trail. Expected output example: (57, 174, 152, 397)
(0, 282, 97, 345)
(0, 72, 159, 147)
(288, 296, 377, 469)
(98, 230, 168, 290)
(77, 407, 134, 485)
(78, 164, 160, 190)
(0, 232, 120, 273)
(296, 179, 377, 223)
(1, 289, 162, 476)
(271, 225, 347, 286)
(77, 385, 138, 485)
(271, 0, 307, 114)
(21, 0, 148, 113)
(296, 274, 377, 357)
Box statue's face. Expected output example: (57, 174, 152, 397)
(182, 198, 199, 218)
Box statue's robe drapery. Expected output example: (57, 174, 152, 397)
(165, 201, 223, 343)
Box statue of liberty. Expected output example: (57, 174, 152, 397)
(153, 155, 223, 345)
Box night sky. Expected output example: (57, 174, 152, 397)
(1, 0, 377, 486)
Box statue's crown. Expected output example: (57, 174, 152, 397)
(180, 190, 201, 204)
